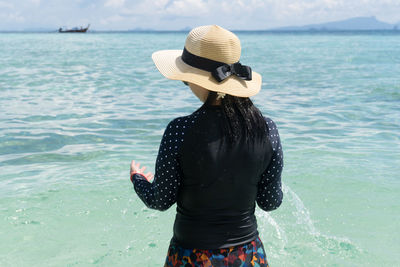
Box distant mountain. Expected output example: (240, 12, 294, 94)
(271, 16, 398, 31)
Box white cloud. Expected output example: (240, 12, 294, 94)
(114, 0, 400, 29)
(0, 1, 14, 8)
(104, 0, 125, 8)
(100, 14, 125, 25)
(164, 0, 207, 15)
(118, 0, 163, 17)
(0, 12, 25, 23)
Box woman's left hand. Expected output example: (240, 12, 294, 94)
(130, 160, 154, 182)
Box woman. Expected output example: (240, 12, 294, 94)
(130, 25, 283, 267)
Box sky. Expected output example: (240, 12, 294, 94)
(0, 0, 400, 31)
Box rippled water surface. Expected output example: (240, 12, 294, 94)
(1, 32, 399, 266)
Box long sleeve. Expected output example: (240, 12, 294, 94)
(256, 118, 284, 211)
(133, 117, 186, 211)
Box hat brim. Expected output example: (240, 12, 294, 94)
(152, 50, 262, 97)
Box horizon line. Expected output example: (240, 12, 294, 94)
(1, 29, 400, 33)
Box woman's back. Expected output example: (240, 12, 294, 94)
(135, 103, 283, 249)
(179, 105, 272, 209)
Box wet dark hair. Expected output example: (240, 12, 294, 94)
(205, 91, 268, 144)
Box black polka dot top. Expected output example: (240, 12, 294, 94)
(132, 103, 283, 249)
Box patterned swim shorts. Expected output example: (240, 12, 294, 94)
(164, 237, 269, 267)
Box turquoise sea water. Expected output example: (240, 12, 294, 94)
(0, 32, 399, 266)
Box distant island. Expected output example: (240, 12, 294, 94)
(270, 16, 399, 31)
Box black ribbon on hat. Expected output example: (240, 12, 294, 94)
(181, 47, 252, 83)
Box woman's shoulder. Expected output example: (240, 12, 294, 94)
(263, 117, 281, 142)
(263, 117, 278, 130)
(168, 106, 208, 126)
(164, 108, 205, 132)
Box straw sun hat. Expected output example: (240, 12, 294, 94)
(152, 25, 262, 97)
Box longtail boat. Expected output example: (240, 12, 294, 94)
(59, 24, 90, 33)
